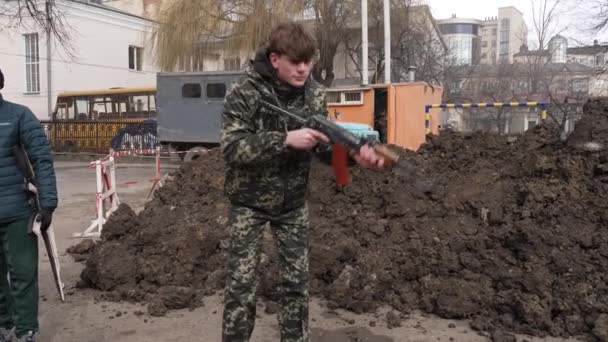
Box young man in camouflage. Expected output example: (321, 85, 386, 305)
(220, 22, 383, 342)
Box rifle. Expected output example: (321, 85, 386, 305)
(260, 100, 400, 167)
(13, 145, 65, 302)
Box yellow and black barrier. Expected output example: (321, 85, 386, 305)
(424, 101, 549, 134)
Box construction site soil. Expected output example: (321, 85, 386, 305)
(72, 99, 608, 341)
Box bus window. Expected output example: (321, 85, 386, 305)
(92, 95, 109, 119)
(55, 97, 75, 120)
(130, 95, 150, 116)
(51, 87, 156, 121)
(55, 103, 68, 120)
(74, 97, 90, 120)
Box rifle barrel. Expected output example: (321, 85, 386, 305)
(260, 100, 307, 123)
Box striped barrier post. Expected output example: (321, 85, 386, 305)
(424, 101, 550, 134)
(73, 153, 120, 238)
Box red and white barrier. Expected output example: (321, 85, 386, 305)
(73, 154, 120, 238)
(72, 145, 207, 238)
(147, 147, 163, 198)
(110, 147, 165, 196)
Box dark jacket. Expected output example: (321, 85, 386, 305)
(220, 48, 328, 215)
(0, 94, 58, 223)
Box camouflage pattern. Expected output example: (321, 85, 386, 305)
(222, 204, 309, 342)
(220, 48, 324, 342)
(221, 48, 328, 215)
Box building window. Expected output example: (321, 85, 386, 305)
(439, 23, 479, 35)
(327, 92, 341, 104)
(526, 119, 538, 130)
(129, 46, 143, 71)
(596, 54, 604, 66)
(492, 28, 497, 36)
(224, 57, 241, 71)
(499, 19, 510, 61)
(24, 33, 40, 93)
(326, 91, 363, 105)
(571, 78, 589, 94)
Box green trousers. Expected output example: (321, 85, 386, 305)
(0, 217, 39, 337)
(222, 204, 310, 342)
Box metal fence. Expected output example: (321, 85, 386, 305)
(41, 120, 159, 154)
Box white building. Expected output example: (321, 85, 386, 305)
(0, 0, 158, 119)
(436, 16, 482, 66)
(439, 6, 528, 65)
(495, 7, 528, 64)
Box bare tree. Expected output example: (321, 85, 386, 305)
(150, 0, 354, 87)
(519, 0, 589, 133)
(448, 63, 524, 133)
(342, 0, 447, 84)
(310, 0, 354, 86)
(523, 0, 564, 93)
(0, 0, 73, 55)
(573, 0, 608, 32)
(150, 0, 306, 71)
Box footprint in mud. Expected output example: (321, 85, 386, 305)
(312, 327, 393, 342)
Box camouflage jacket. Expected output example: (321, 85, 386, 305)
(221, 48, 328, 215)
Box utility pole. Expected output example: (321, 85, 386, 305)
(383, 0, 390, 84)
(361, 0, 368, 85)
(45, 0, 53, 118)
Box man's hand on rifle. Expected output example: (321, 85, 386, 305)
(352, 145, 385, 169)
(286, 128, 329, 150)
(40, 208, 53, 232)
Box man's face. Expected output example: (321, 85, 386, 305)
(269, 53, 312, 88)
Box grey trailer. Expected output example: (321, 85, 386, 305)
(157, 71, 245, 161)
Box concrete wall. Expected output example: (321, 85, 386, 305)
(0, 0, 157, 119)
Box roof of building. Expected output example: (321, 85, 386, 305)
(58, 86, 156, 97)
(436, 17, 483, 25)
(514, 49, 550, 57)
(568, 45, 608, 55)
(514, 43, 608, 57)
(68, 0, 155, 22)
(450, 62, 595, 78)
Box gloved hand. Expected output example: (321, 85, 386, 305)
(39, 208, 54, 232)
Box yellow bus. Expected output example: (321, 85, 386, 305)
(44, 87, 158, 152)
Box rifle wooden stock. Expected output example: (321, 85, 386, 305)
(372, 144, 400, 167)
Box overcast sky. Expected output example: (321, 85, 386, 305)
(425, 0, 608, 46)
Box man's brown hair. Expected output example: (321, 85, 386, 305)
(267, 22, 317, 63)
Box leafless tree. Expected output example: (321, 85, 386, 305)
(342, 0, 448, 85)
(150, 0, 355, 87)
(0, 0, 73, 56)
(309, 0, 354, 86)
(571, 0, 608, 32)
(150, 0, 306, 71)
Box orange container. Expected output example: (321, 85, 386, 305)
(327, 82, 443, 151)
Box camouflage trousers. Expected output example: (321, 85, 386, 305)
(222, 204, 310, 342)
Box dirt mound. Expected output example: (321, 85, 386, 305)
(74, 101, 608, 340)
(568, 98, 608, 151)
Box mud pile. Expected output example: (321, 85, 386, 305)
(75, 100, 608, 340)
